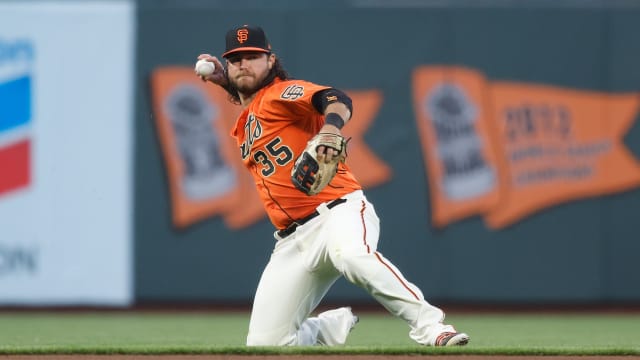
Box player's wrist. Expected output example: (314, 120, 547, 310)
(325, 113, 345, 129)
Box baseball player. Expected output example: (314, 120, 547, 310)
(196, 24, 469, 347)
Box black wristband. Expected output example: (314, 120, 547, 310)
(325, 113, 345, 129)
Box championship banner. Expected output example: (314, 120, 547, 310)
(341, 90, 392, 188)
(412, 67, 501, 228)
(150, 68, 391, 229)
(150, 67, 261, 229)
(413, 65, 640, 229)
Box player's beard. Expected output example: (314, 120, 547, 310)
(230, 71, 267, 97)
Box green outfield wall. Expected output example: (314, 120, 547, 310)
(134, 0, 640, 305)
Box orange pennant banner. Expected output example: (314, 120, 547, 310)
(486, 81, 640, 228)
(413, 65, 640, 229)
(150, 67, 391, 229)
(412, 66, 501, 228)
(342, 90, 392, 188)
(150, 67, 262, 229)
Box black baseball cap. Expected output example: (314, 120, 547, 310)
(222, 25, 272, 58)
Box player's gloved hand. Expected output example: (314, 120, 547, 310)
(291, 132, 347, 196)
(315, 124, 344, 164)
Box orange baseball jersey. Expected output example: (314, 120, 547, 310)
(230, 78, 362, 229)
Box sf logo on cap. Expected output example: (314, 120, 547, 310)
(237, 29, 249, 43)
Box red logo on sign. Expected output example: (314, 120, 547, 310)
(0, 139, 30, 196)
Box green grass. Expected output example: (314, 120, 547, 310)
(0, 311, 638, 355)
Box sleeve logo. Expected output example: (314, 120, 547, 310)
(280, 85, 304, 100)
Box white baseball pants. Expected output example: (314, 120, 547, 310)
(246, 190, 456, 346)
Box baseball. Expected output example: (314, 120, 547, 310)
(195, 59, 215, 76)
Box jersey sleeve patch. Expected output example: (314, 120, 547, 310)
(280, 84, 305, 100)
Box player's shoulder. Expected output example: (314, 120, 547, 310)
(271, 79, 317, 90)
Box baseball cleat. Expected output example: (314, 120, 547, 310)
(434, 331, 470, 346)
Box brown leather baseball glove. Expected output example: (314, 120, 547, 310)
(291, 133, 347, 196)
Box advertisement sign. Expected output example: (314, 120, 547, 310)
(0, 2, 134, 305)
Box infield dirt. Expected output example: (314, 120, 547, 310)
(6, 356, 640, 360)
